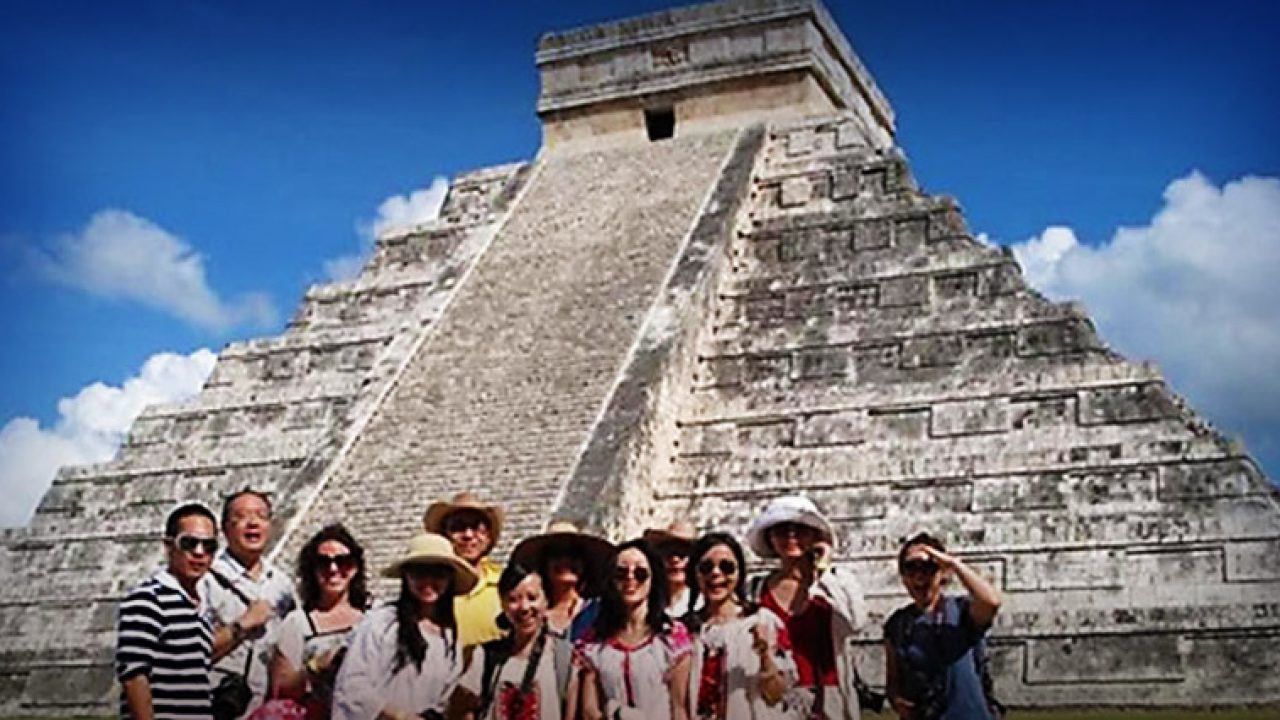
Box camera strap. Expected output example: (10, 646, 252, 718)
(208, 567, 255, 677)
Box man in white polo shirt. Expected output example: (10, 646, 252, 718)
(203, 489, 297, 719)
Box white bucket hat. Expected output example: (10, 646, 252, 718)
(745, 494, 836, 559)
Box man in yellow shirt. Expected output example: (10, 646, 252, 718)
(423, 492, 505, 649)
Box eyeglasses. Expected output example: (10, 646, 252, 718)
(770, 522, 811, 536)
(317, 553, 356, 572)
(613, 566, 651, 584)
(697, 558, 738, 577)
(444, 515, 489, 534)
(171, 534, 218, 555)
(900, 559, 938, 576)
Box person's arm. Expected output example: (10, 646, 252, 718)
(116, 587, 160, 720)
(563, 661, 581, 720)
(884, 639, 914, 720)
(668, 652, 692, 720)
(445, 644, 483, 720)
(578, 665, 603, 720)
(920, 546, 1002, 628)
(212, 598, 274, 661)
(332, 613, 398, 720)
(751, 619, 790, 705)
(121, 675, 155, 720)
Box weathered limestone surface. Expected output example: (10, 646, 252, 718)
(0, 162, 530, 714)
(635, 115, 1280, 705)
(3, 0, 1278, 712)
(276, 129, 742, 579)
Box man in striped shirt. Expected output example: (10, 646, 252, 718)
(116, 503, 220, 720)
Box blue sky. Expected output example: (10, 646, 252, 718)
(1, 0, 1278, 525)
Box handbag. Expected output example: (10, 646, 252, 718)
(210, 568, 258, 720)
(212, 649, 254, 720)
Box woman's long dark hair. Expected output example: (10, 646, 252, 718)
(683, 532, 756, 632)
(297, 523, 369, 611)
(593, 539, 670, 641)
(393, 569, 458, 672)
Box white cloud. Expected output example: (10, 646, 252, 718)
(1009, 172, 1280, 450)
(324, 177, 450, 281)
(0, 349, 217, 527)
(34, 209, 277, 332)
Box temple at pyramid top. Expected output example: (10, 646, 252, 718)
(534, 0, 895, 147)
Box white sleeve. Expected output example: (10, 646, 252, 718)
(457, 644, 486, 697)
(758, 611, 797, 681)
(332, 611, 395, 720)
(275, 610, 307, 670)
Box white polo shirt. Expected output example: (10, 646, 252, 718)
(201, 550, 296, 719)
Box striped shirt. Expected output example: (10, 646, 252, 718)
(116, 569, 214, 719)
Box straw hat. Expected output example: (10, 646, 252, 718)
(642, 519, 698, 551)
(510, 521, 615, 595)
(745, 495, 836, 559)
(422, 492, 504, 550)
(381, 532, 480, 594)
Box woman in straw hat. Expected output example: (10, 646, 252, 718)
(643, 520, 698, 619)
(332, 532, 478, 720)
(509, 521, 613, 637)
(577, 539, 693, 720)
(745, 495, 869, 720)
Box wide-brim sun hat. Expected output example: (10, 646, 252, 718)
(510, 520, 615, 595)
(745, 494, 836, 559)
(381, 532, 480, 594)
(422, 492, 504, 551)
(642, 519, 697, 551)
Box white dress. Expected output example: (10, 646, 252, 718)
(577, 623, 692, 720)
(332, 605, 465, 720)
(457, 643, 561, 720)
(688, 609, 801, 720)
(275, 608, 358, 707)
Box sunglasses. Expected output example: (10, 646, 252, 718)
(444, 513, 490, 533)
(172, 534, 218, 555)
(900, 559, 939, 576)
(405, 563, 453, 579)
(613, 566, 651, 584)
(317, 553, 356, 572)
(697, 558, 738, 576)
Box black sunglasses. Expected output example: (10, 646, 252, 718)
(317, 553, 356, 572)
(697, 558, 738, 576)
(900, 559, 939, 576)
(613, 565, 651, 583)
(172, 534, 218, 555)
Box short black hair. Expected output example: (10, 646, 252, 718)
(221, 489, 272, 526)
(897, 531, 946, 571)
(165, 503, 217, 538)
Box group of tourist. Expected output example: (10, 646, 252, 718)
(116, 491, 1003, 720)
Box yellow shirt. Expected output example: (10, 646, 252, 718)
(455, 557, 504, 649)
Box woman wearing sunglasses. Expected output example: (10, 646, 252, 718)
(578, 539, 693, 720)
(883, 533, 1002, 720)
(268, 524, 368, 719)
(745, 495, 868, 720)
(332, 532, 478, 720)
(684, 533, 797, 720)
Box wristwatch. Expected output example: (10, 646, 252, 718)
(230, 620, 246, 643)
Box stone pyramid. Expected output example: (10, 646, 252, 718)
(2, 0, 1277, 713)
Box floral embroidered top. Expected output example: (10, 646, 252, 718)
(576, 622, 693, 720)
